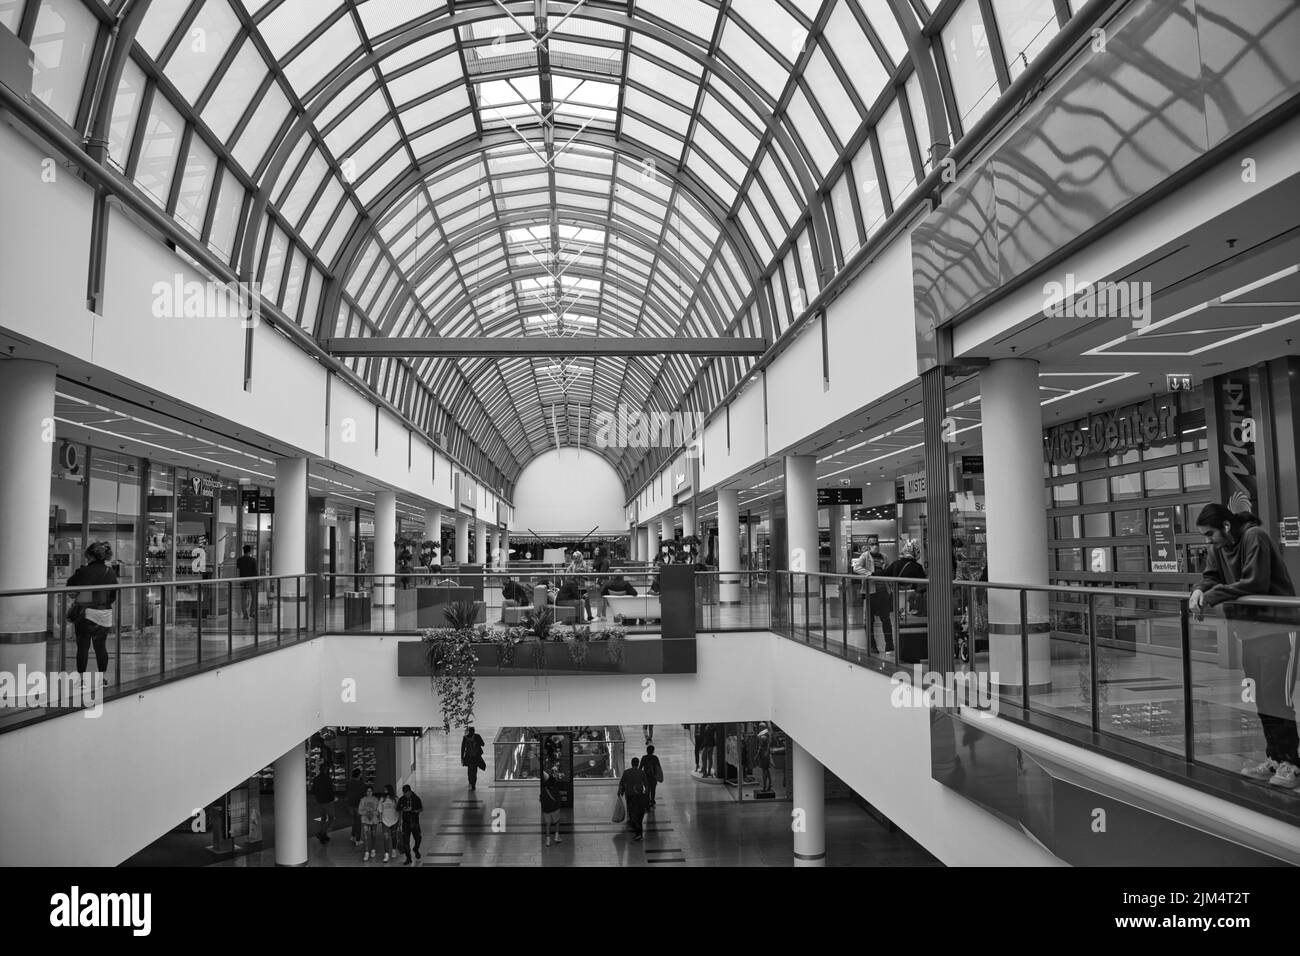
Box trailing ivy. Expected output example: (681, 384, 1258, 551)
(422, 627, 478, 733)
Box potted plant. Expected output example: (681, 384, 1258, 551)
(564, 624, 593, 667)
(421, 626, 478, 733)
(604, 625, 627, 665)
(442, 600, 483, 631)
(493, 626, 527, 667)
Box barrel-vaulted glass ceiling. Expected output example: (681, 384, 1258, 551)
(14, 0, 1075, 492)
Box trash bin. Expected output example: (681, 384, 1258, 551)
(344, 591, 371, 631)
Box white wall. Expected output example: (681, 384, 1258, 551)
(513, 447, 626, 534)
(0, 639, 324, 867)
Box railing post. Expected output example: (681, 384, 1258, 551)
(820, 575, 827, 650)
(276, 579, 282, 644)
(1019, 588, 1029, 713)
(227, 581, 233, 657)
(159, 585, 167, 677)
(841, 578, 848, 656)
(253, 583, 259, 649)
(113, 598, 122, 690)
(296, 576, 302, 636)
(803, 575, 810, 643)
(1087, 591, 1099, 733)
(196, 582, 203, 666)
(58, 592, 67, 688)
(1180, 602, 1195, 762)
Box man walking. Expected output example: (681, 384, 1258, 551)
(311, 766, 336, 844)
(461, 726, 486, 790)
(618, 757, 651, 841)
(640, 744, 664, 809)
(345, 768, 366, 847)
(236, 544, 258, 619)
(398, 783, 424, 864)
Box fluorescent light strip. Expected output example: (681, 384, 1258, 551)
(56, 419, 276, 481)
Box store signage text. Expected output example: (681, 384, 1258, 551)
(1218, 377, 1256, 513)
(899, 472, 926, 502)
(186, 476, 221, 496)
(1045, 399, 1177, 465)
(1148, 506, 1178, 572)
(817, 488, 863, 506)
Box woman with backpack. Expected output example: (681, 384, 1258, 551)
(66, 541, 118, 680)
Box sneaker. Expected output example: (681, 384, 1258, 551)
(1268, 762, 1300, 790)
(554, 834, 562, 844)
(383, 852, 389, 862)
(363, 851, 370, 861)
(414, 850, 421, 859)
(1242, 758, 1279, 780)
(403, 858, 411, 866)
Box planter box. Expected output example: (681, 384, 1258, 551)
(396, 637, 696, 677)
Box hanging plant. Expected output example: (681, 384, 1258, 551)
(422, 627, 478, 733)
(564, 624, 593, 667)
(494, 626, 527, 667)
(604, 626, 627, 665)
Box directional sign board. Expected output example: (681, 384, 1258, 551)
(1148, 506, 1178, 572)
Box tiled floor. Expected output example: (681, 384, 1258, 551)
(216, 724, 941, 868)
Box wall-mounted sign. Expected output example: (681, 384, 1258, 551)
(1166, 373, 1194, 392)
(1279, 517, 1299, 548)
(186, 475, 222, 496)
(1210, 376, 1257, 515)
(331, 726, 427, 737)
(177, 494, 214, 515)
(1044, 398, 1178, 465)
(146, 495, 173, 514)
(817, 488, 862, 506)
(961, 456, 984, 475)
(1148, 506, 1178, 572)
(241, 489, 275, 513)
(898, 472, 927, 502)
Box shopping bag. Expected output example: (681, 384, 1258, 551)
(477, 756, 486, 772)
(611, 795, 626, 824)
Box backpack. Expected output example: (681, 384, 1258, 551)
(647, 756, 664, 783)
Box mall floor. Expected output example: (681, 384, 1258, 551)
(214, 724, 941, 868)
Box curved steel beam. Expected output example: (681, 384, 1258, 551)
(238, 4, 815, 290)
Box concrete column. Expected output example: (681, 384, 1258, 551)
(646, 522, 660, 563)
(791, 740, 826, 867)
(630, 528, 639, 562)
(717, 489, 740, 603)
(0, 361, 56, 690)
(660, 514, 673, 556)
(273, 740, 308, 866)
(454, 513, 469, 564)
(473, 519, 487, 565)
(423, 506, 441, 545)
(784, 456, 818, 573)
(828, 504, 848, 574)
(682, 500, 697, 538)
(373, 490, 396, 607)
(274, 457, 309, 621)
(981, 358, 1050, 690)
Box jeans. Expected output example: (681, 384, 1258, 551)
(467, 762, 479, 787)
(384, 824, 399, 853)
(362, 823, 377, 853)
(646, 778, 658, 806)
(867, 597, 893, 651)
(241, 584, 256, 618)
(75, 619, 109, 673)
(1240, 630, 1300, 765)
(403, 820, 422, 859)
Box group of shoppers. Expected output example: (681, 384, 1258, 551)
(850, 539, 927, 655)
(314, 768, 426, 865)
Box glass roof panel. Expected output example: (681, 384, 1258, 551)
(163, 0, 243, 103)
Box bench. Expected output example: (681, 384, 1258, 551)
(604, 594, 662, 622)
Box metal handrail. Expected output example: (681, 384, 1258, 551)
(0, 573, 311, 599)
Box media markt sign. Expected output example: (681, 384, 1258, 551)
(1148, 506, 1178, 572)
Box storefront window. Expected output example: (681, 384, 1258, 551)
(1052, 483, 1079, 506)
(1114, 509, 1145, 536)
(1083, 512, 1110, 537)
(1142, 439, 1177, 460)
(1108, 448, 1140, 467)
(1143, 465, 1179, 495)
(1116, 545, 1147, 573)
(1109, 473, 1142, 500)
(49, 441, 87, 585)
(87, 448, 142, 622)
(1082, 478, 1108, 505)
(1056, 548, 1082, 571)
(1054, 515, 1080, 538)
(1182, 460, 1210, 490)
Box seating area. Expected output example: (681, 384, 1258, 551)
(604, 595, 663, 623)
